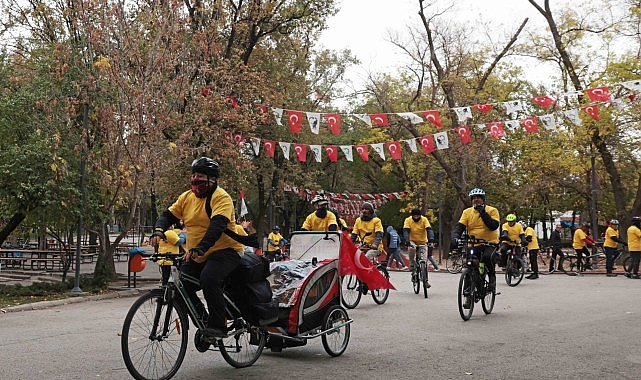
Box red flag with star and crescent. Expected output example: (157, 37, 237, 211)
(355, 144, 369, 161)
(324, 145, 338, 162)
(325, 113, 341, 135)
(339, 231, 395, 290)
(531, 96, 556, 108)
(385, 141, 403, 160)
(455, 125, 471, 144)
(294, 143, 307, 162)
(420, 110, 442, 128)
(585, 86, 611, 102)
(287, 110, 303, 133)
(418, 135, 435, 155)
(264, 140, 276, 158)
(582, 105, 600, 120)
(521, 117, 539, 133)
(369, 113, 389, 126)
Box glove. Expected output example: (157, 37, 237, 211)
(451, 238, 459, 249)
(151, 230, 166, 240)
(189, 247, 204, 257)
(473, 204, 485, 213)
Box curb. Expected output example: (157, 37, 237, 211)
(0, 288, 145, 314)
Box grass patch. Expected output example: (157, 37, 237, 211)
(0, 276, 110, 309)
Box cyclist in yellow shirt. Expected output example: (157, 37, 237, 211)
(626, 216, 641, 279)
(351, 202, 384, 261)
(301, 193, 338, 232)
(403, 208, 438, 271)
(266, 226, 284, 262)
(521, 221, 540, 280)
(573, 223, 595, 271)
(603, 219, 627, 277)
(451, 188, 501, 292)
(499, 214, 526, 268)
(149, 157, 244, 339)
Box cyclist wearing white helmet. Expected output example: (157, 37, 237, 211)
(604, 219, 627, 277)
(301, 193, 338, 232)
(521, 221, 540, 279)
(451, 188, 501, 293)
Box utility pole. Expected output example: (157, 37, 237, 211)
(436, 172, 444, 264)
(72, 97, 88, 293)
(590, 150, 599, 269)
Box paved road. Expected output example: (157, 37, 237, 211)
(1, 270, 640, 379)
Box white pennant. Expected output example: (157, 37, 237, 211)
(340, 145, 354, 162)
(371, 143, 386, 160)
(539, 114, 556, 130)
(352, 113, 372, 126)
(503, 100, 524, 115)
(309, 144, 322, 162)
(396, 112, 423, 124)
(505, 120, 520, 131)
(621, 79, 641, 92)
(404, 138, 417, 153)
(278, 141, 291, 159)
(563, 109, 581, 126)
(250, 137, 261, 156)
(306, 112, 321, 134)
(272, 108, 284, 126)
(453, 107, 473, 123)
(434, 132, 449, 150)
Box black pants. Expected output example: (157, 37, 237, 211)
(575, 246, 591, 270)
(631, 251, 641, 276)
(499, 243, 521, 267)
(604, 246, 618, 273)
(528, 249, 539, 274)
(550, 246, 564, 271)
(181, 249, 241, 330)
(467, 244, 497, 287)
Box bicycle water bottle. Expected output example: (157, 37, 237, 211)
(479, 262, 485, 275)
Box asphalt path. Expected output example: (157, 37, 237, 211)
(1, 270, 640, 379)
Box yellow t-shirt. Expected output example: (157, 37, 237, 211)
(302, 212, 337, 231)
(627, 225, 641, 252)
(168, 187, 243, 262)
(604, 226, 619, 248)
(501, 222, 524, 245)
(458, 206, 500, 244)
(403, 215, 432, 244)
(352, 216, 384, 249)
(267, 232, 283, 252)
(524, 226, 539, 250)
(572, 228, 588, 249)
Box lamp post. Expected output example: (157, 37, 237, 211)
(436, 171, 444, 264)
(71, 96, 89, 293)
(590, 150, 599, 269)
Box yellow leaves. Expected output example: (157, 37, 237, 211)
(169, 142, 177, 150)
(50, 163, 57, 172)
(94, 55, 111, 70)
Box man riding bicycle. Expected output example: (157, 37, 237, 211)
(351, 202, 384, 261)
(451, 188, 501, 301)
(300, 193, 338, 232)
(403, 208, 438, 278)
(499, 214, 527, 268)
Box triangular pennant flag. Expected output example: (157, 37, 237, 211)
(306, 112, 321, 134)
(503, 100, 524, 115)
(385, 141, 403, 160)
(371, 143, 386, 160)
(621, 79, 641, 92)
(326, 113, 341, 135)
(455, 125, 471, 144)
(505, 120, 520, 131)
(563, 109, 581, 126)
(434, 132, 449, 150)
(585, 86, 611, 102)
(396, 112, 423, 124)
(581, 104, 600, 120)
(272, 108, 284, 126)
(309, 145, 322, 162)
(487, 122, 506, 139)
(232, 133, 245, 147)
(418, 135, 435, 155)
(325, 145, 338, 162)
(453, 107, 473, 123)
(355, 144, 369, 161)
(340, 145, 353, 162)
(287, 110, 303, 133)
(250, 137, 261, 156)
(370, 114, 389, 126)
(239, 189, 248, 217)
(294, 143, 307, 162)
(531, 96, 556, 108)
(264, 140, 276, 158)
(353, 114, 372, 126)
(521, 117, 539, 133)
(404, 138, 418, 153)
(421, 110, 442, 128)
(472, 104, 492, 113)
(539, 114, 556, 130)
(278, 141, 291, 159)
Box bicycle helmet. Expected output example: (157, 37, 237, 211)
(506, 214, 517, 222)
(632, 216, 641, 227)
(609, 219, 619, 225)
(311, 194, 329, 206)
(272, 225, 280, 231)
(191, 157, 220, 177)
(411, 208, 422, 216)
(519, 220, 527, 229)
(468, 188, 485, 200)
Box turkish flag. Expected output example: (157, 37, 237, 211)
(487, 122, 506, 139)
(582, 105, 600, 120)
(339, 231, 395, 290)
(473, 104, 492, 113)
(370, 113, 389, 126)
(418, 135, 435, 155)
(585, 86, 611, 102)
(324, 145, 338, 162)
(531, 96, 556, 108)
(385, 141, 403, 160)
(355, 144, 369, 161)
(421, 110, 442, 128)
(455, 125, 471, 144)
(294, 143, 307, 162)
(287, 110, 303, 133)
(325, 113, 341, 135)
(521, 117, 539, 133)
(232, 133, 245, 147)
(264, 140, 276, 158)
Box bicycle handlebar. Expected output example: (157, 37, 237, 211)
(139, 252, 186, 264)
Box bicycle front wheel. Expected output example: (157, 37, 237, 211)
(341, 275, 362, 309)
(121, 289, 189, 380)
(505, 257, 524, 287)
(371, 267, 390, 304)
(219, 323, 266, 368)
(561, 256, 579, 276)
(458, 269, 475, 321)
(623, 256, 632, 274)
(411, 267, 420, 294)
(481, 273, 495, 314)
(420, 261, 429, 298)
(447, 254, 463, 274)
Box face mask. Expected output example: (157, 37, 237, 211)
(191, 180, 213, 198)
(315, 207, 327, 218)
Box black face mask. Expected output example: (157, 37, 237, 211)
(315, 207, 328, 218)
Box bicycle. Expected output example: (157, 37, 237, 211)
(446, 251, 464, 274)
(561, 243, 629, 276)
(523, 246, 552, 275)
(409, 243, 430, 298)
(340, 242, 390, 309)
(502, 240, 525, 286)
(455, 235, 498, 321)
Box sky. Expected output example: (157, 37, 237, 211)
(317, 0, 572, 98)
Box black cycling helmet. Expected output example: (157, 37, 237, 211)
(272, 225, 280, 231)
(632, 216, 641, 227)
(191, 157, 219, 177)
(411, 208, 422, 216)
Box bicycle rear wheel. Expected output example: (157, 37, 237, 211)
(321, 305, 351, 357)
(481, 273, 495, 314)
(537, 250, 550, 275)
(446, 254, 463, 274)
(505, 257, 524, 287)
(411, 267, 420, 294)
(341, 275, 362, 309)
(371, 266, 390, 304)
(561, 256, 579, 276)
(420, 261, 429, 298)
(219, 322, 266, 368)
(623, 256, 632, 274)
(121, 289, 189, 380)
(458, 269, 475, 321)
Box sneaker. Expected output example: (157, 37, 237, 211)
(632, 274, 641, 279)
(606, 273, 618, 277)
(426, 282, 432, 288)
(433, 267, 440, 272)
(386, 266, 392, 270)
(527, 274, 539, 280)
(625, 273, 632, 278)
